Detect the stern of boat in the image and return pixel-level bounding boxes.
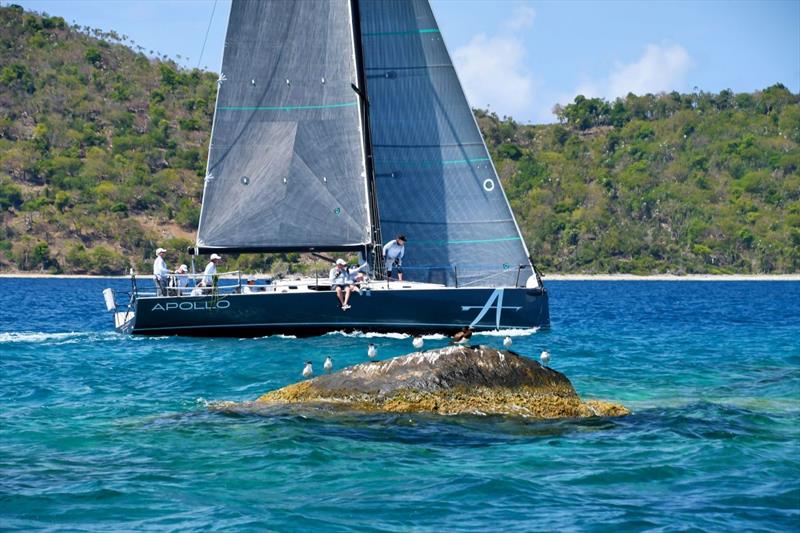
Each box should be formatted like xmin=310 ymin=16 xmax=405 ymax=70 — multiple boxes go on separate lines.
xmin=103 ymin=278 xmax=137 ymax=333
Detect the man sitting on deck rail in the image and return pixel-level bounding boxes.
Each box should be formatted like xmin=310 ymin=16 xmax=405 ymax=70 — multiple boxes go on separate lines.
xmin=153 ymin=247 xmax=170 ymax=296
xmin=330 ymin=258 xmax=353 ymax=311
xmin=347 ymin=260 xmax=369 ymax=293
xmin=242 ymin=275 xmax=263 ymax=294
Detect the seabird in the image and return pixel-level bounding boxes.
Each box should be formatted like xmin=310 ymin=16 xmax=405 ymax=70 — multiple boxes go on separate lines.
xmin=452 ymin=326 xmax=473 ymax=345
xmin=302 ymin=361 xmax=313 ymax=378
xmin=367 ymin=343 xmax=377 ymax=359
xmin=540 ymin=350 xmax=551 ymax=367
xmin=503 ymin=336 xmax=512 ymax=348
xmin=412 ymin=336 xmax=424 ymax=350
xmin=323 ymin=356 xmax=333 ymax=373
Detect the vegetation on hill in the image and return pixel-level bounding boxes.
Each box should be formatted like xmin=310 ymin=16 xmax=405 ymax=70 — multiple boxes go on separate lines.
xmin=480 ymin=86 xmax=799 ymax=274
xmin=1 ymin=6 xmax=798 ymax=275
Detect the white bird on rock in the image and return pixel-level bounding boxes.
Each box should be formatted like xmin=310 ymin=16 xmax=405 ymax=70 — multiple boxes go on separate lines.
xmin=412 ymin=336 xmax=424 ymax=350
xmin=540 ymin=350 xmax=551 ymax=367
xmin=323 ymin=356 xmax=333 ymax=373
xmin=302 ymin=361 xmax=313 ymax=378
xmin=503 ymin=336 xmax=512 ymax=348
xmin=367 ymin=343 xmax=377 ymax=359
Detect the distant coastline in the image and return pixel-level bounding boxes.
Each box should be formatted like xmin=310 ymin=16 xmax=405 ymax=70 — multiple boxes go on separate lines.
xmin=1 ymin=273 xmax=798 ymax=281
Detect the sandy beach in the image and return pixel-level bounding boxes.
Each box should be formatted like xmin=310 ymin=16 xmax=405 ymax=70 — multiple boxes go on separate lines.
xmin=1 ymin=272 xmax=798 ymax=281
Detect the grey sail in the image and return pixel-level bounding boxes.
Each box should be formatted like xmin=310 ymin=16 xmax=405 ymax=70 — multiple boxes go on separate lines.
xmin=196 ymin=0 xmax=371 ymax=253
xmin=358 ymin=0 xmax=533 ymax=287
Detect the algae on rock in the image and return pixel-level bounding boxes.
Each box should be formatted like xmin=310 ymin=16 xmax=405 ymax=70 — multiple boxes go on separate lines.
xmin=249 ymin=345 xmax=629 ymax=419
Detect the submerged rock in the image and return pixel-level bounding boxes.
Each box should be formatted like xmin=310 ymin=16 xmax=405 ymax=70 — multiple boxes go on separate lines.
xmin=247 ymin=345 xmax=629 ymax=419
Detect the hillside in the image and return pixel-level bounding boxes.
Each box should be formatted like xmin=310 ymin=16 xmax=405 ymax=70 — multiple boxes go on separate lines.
xmin=480 ymin=87 xmax=800 ymax=274
xmin=1 ymin=6 xmax=798 ymax=275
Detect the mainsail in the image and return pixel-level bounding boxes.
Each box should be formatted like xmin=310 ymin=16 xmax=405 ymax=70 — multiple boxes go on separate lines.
xmin=196 ymin=0 xmax=371 ymax=252
xmin=358 ymin=0 xmax=533 ymax=287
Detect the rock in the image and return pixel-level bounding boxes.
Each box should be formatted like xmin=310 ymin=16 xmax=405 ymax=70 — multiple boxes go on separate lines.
xmin=242 ymin=345 xmax=629 ymax=419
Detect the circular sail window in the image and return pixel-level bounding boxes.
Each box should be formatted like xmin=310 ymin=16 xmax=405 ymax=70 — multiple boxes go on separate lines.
xmin=240 ymin=176 xmax=249 ymax=186
xmin=483 ymin=179 xmax=495 ymax=191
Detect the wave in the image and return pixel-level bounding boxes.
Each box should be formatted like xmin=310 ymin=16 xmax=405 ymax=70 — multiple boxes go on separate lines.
xmin=0 ymin=331 xmax=124 ymax=344
xmin=0 ymin=331 xmax=87 ymax=344
xmin=325 ymin=329 xmax=538 ymax=339
xmin=325 ymin=331 xmax=410 ymax=339
xmin=473 ymin=327 xmax=540 ymax=337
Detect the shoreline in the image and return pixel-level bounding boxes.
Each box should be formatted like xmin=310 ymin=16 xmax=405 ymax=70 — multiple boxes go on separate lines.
xmin=1 ymin=273 xmax=798 ymax=281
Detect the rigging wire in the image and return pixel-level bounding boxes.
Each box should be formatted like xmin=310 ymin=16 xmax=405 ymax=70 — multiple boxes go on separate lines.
xmin=197 ymin=0 xmax=219 ymax=70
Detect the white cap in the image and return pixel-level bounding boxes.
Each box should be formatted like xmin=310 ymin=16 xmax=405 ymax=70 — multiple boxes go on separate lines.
xmin=156 ymin=248 xmax=167 ymax=254
xmin=177 ymin=264 xmax=189 ymax=273
xmin=247 ymin=275 xmax=256 ymax=282
xmin=210 ymin=253 xmax=222 ymax=260
xmin=335 ymin=258 xmax=346 ymax=265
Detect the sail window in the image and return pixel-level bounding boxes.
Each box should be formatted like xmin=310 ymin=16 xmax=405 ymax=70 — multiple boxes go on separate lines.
xmin=483 ymin=179 xmax=495 ymax=192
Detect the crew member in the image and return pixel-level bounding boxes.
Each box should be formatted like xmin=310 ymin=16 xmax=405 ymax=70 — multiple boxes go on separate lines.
xmin=382 ymin=234 xmax=406 ymax=281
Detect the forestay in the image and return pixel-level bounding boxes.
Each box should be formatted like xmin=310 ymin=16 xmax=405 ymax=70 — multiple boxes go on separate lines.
xmin=358 ymin=0 xmax=533 ymax=287
xmin=197 ymin=0 xmax=371 ymax=253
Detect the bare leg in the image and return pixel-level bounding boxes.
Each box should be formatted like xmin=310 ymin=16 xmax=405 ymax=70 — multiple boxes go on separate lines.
xmin=398 ymin=272 xmax=404 ymax=281
xmin=343 ymin=286 xmax=352 ymax=306
xmin=335 ymin=286 xmax=345 ymax=306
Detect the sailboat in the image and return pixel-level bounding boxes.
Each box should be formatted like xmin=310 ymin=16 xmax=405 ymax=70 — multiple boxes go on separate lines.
xmin=105 ymin=0 xmax=550 ymax=336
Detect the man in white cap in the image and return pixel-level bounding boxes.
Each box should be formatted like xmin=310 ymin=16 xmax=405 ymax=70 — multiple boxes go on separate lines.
xmin=329 ymin=258 xmax=353 ymax=310
xmin=242 ymin=274 xmax=261 ymax=294
xmin=199 ymin=253 xmax=222 ymax=290
xmin=174 ymin=264 xmax=190 ymax=295
xmin=153 ymin=247 xmax=170 ymax=296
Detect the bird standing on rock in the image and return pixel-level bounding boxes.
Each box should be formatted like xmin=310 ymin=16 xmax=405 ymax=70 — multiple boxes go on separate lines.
xmin=503 ymin=336 xmax=512 ymax=348
xmin=367 ymin=343 xmax=377 ymax=359
xmin=452 ymin=326 xmax=473 ymax=345
xmin=302 ymin=361 xmax=313 ymax=378
xmin=412 ymin=336 xmax=424 ymax=350
xmin=540 ymin=350 xmax=551 ymax=367
xmin=323 ymin=356 xmax=333 ymax=373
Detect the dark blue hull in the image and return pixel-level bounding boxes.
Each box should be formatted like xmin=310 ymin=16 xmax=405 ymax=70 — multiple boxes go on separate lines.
xmin=123 ymin=286 xmax=549 ymax=337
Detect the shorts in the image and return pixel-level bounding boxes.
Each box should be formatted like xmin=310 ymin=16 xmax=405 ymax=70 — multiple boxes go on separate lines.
xmin=386 ymin=266 xmax=403 ymax=276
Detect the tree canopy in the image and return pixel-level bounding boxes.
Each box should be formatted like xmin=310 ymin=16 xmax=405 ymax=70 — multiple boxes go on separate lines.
xmin=1 ymin=5 xmax=798 ymax=275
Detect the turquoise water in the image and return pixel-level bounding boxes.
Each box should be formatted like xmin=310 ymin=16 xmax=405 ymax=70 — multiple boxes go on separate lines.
xmin=1 ymin=279 xmax=798 ymax=531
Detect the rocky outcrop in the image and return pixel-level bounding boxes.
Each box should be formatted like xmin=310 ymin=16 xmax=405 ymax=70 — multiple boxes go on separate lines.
xmin=239 ymin=345 xmax=628 ymax=419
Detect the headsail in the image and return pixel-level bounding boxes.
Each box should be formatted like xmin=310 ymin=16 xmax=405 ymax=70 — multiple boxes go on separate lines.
xmin=196 ymin=0 xmax=371 ymax=253
xmin=358 ymin=0 xmax=533 ymax=287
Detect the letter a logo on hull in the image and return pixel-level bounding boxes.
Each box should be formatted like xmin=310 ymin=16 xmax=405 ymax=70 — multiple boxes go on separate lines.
xmin=461 ymin=288 xmax=522 ymax=328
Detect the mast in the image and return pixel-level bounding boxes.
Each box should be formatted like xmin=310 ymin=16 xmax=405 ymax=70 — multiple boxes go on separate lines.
xmin=349 ymin=0 xmax=384 ymax=278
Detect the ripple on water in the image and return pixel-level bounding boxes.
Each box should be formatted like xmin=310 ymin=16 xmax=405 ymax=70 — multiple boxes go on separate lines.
xmin=1 ymin=278 xmax=799 ymax=530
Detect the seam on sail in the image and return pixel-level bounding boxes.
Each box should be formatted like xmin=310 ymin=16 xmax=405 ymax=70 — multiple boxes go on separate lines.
xmin=374 ymin=157 xmax=491 ymax=167
xmin=365 ymin=65 xmax=452 ymax=71
xmin=218 ymin=102 xmax=358 ymax=111
xmin=362 ymin=28 xmax=439 ymax=37
xmin=412 ymin=236 xmax=523 ymax=246
xmin=373 ymin=142 xmax=484 ymax=148
xmin=381 ymin=219 xmax=514 ymax=225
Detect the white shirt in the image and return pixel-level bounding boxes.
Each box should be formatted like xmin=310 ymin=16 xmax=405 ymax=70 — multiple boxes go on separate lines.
xmin=383 ymin=240 xmax=404 ymax=267
xmin=329 ymin=266 xmax=349 ymax=285
xmin=153 ymin=256 xmax=169 ymax=279
xmin=348 ymin=262 xmax=368 ymax=283
xmin=202 ymin=261 xmax=217 ymax=286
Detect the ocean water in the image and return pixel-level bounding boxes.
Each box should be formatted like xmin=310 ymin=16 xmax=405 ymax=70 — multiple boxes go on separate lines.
xmin=0 ymin=278 xmax=798 ymax=531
